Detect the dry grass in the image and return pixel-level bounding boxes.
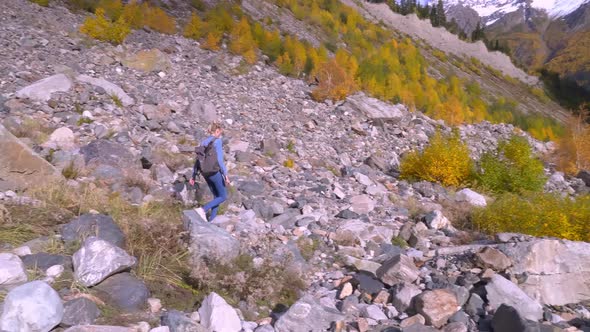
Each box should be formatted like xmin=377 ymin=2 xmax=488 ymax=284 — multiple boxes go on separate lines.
xmin=152 ymin=148 xmax=193 ymax=172
xmin=8 ymin=117 xmax=53 ymax=145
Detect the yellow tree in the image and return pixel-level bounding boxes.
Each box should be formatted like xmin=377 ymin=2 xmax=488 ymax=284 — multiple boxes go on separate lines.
xmin=312 ymin=57 xmax=357 ymax=101
xmin=229 ymin=17 xmax=257 ymax=64
xmin=183 ymin=13 xmax=204 ymax=40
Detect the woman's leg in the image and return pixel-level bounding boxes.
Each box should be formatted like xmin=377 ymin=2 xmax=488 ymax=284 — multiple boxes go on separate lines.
xmin=203 ymin=172 xmax=227 ymax=220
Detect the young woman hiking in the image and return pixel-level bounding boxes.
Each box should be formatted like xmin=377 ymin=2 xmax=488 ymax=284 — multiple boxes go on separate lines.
xmin=190 ymin=122 xmax=230 ymax=221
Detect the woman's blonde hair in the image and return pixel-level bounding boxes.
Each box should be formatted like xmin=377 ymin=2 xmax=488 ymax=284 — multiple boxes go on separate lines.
xmin=208 ymin=121 xmax=223 ymax=134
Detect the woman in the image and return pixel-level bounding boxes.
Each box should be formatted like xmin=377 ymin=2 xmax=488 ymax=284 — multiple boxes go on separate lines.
xmin=190 ymin=122 xmax=230 ymax=221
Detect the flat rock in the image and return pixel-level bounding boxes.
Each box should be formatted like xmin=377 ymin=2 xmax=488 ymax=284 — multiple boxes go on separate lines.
xmin=0 ymin=124 xmax=62 ymax=191
xmin=44 ymin=127 xmax=76 ymax=150
xmin=0 ymin=281 xmax=63 ymax=332
xmin=415 ymin=289 xmax=459 ymax=328
xmin=274 ymin=295 xmax=345 ymax=332
xmin=73 ymin=237 xmax=137 ymax=287
xmin=60 ymin=214 xmax=125 ymax=249
xmin=376 ymin=254 xmax=419 ymax=286
xmin=0 ymin=253 xmax=27 ymax=285
xmin=491 ymin=304 xmax=541 ymax=332
xmin=485 ymin=274 xmax=543 ymax=321
xmin=77 ymin=75 xmax=134 ymax=106
xmin=22 ymin=253 xmax=70 ymax=271
xmin=345 ymin=93 xmax=405 ymax=122
xmin=349 ymin=194 xmax=375 ymax=214
xmin=80 ymin=139 xmax=139 ymax=172
xmin=16 ymin=73 xmax=72 ymax=102
xmin=198 ymin=292 xmax=241 ymax=332
xmin=94 ymin=273 xmax=150 ymax=312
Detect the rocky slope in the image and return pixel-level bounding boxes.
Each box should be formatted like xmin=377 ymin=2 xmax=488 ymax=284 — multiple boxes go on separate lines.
xmin=1 ymin=1 xmax=590 ymax=332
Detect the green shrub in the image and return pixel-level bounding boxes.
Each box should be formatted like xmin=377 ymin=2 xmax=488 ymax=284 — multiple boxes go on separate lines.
xmin=400 ymin=130 xmax=473 ymax=187
xmin=476 ymin=136 xmax=546 ymax=193
xmin=473 ymin=192 xmax=590 ymax=241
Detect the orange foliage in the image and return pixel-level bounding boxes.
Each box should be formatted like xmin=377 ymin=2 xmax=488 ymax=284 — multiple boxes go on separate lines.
xmin=312 ymin=58 xmax=357 ymax=101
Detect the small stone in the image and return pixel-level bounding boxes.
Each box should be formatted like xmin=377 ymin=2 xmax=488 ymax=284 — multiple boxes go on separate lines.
xmin=148 ymin=298 xmax=162 ymax=313
xmin=376 ymin=254 xmax=419 ymax=286
xmin=339 ymin=282 xmax=353 ymax=299
xmin=362 ymin=305 xmax=388 ymax=321
xmin=373 ymin=290 xmax=390 ymax=304
xmin=46 ymin=265 xmax=64 ymax=278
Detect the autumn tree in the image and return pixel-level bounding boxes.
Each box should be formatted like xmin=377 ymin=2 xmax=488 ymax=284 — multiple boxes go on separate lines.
xmin=229 ymin=17 xmax=257 ymax=64
xmin=312 ymin=57 xmax=357 ymax=101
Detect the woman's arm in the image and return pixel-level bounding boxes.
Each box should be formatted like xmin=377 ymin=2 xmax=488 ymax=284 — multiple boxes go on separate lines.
xmin=215 ymin=138 xmax=228 ymax=176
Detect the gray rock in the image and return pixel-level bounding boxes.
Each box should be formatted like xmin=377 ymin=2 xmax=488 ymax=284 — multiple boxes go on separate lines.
xmin=94 ymin=273 xmax=150 ymax=312
xmin=362 ymin=305 xmax=388 ymax=321
xmin=0 ymin=281 xmax=63 ymax=332
xmin=254 ymin=325 xmax=274 ymax=332
xmin=577 ymin=170 xmax=590 ymax=187
xmin=402 ymin=323 xmax=438 ymax=332
xmin=184 ymin=211 xmax=240 ymax=265
xmin=189 ymin=100 xmax=217 ymax=124
xmin=22 ymin=253 xmax=71 ymax=271
xmin=73 ymin=237 xmax=137 ymax=287
xmin=455 ymin=189 xmax=486 ymax=207
xmin=153 ymin=163 xmax=175 ymax=184
xmin=198 ymin=292 xmax=241 ymax=332
xmin=335 ymin=209 xmax=360 ymax=219
xmin=0 ymin=253 xmax=27 ymax=285
xmin=498 ymin=239 xmax=590 ymax=305
xmin=465 ymin=293 xmax=484 ymax=317
xmin=161 ymin=310 xmax=206 ymax=332
xmin=376 ymin=254 xmax=419 ymax=286
xmin=77 ymin=75 xmax=134 ymax=106
xmin=442 ymin=322 xmax=468 ymax=332
xmin=16 ymin=74 xmax=72 ymax=102
xmin=391 ymin=283 xmax=422 ymax=312
xmin=475 ymin=247 xmax=511 ymax=271
xmin=353 ymin=271 xmax=384 ymax=295
xmin=491 ymin=304 xmax=540 ymax=332
xmin=349 ymin=194 xmax=375 ymax=214
xmin=80 ymin=139 xmax=139 ymax=173
xmin=236 ymin=181 xmax=265 ymax=196
xmin=345 ymin=93 xmax=404 ymax=122
xmin=260 ymin=138 xmax=280 ymax=157
xmin=424 ymin=210 xmax=449 ymax=230
xmin=485 ymin=274 xmax=543 ymax=321
xmin=274 ymin=295 xmax=345 ymax=332
xmin=414 ymin=289 xmax=459 ymax=328
xmin=60 ymin=214 xmax=125 ymax=249
xmin=61 ymin=298 xmax=101 ymax=327
xmin=449 ymin=310 xmax=470 ymax=324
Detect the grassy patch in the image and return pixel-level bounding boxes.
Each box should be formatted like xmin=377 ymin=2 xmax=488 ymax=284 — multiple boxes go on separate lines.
xmin=110 ymin=94 xmax=123 ymax=108
xmin=61 ymin=161 xmax=80 ymax=180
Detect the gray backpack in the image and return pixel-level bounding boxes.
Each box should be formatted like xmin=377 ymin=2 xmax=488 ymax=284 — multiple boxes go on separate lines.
xmin=195 ymin=139 xmax=220 ymax=177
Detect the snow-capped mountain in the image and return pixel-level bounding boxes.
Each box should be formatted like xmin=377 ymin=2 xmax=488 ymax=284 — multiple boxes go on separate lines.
xmin=434 ymin=0 xmax=589 ymax=23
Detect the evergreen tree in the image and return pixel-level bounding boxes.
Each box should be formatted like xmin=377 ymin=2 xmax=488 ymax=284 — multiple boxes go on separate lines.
xmin=430 ymin=6 xmax=438 ymax=26
xmin=400 ymin=0 xmax=408 ymax=14
xmin=436 ymin=0 xmax=446 ymax=27
xmin=471 ymin=21 xmax=485 ymax=41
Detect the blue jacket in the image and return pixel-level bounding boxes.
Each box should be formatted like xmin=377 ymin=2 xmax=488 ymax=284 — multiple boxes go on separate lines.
xmin=192 ymin=136 xmax=227 ymax=179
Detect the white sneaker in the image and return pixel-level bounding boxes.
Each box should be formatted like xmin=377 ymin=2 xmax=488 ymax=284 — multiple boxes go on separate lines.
xmin=195 ymin=207 xmax=207 ymax=222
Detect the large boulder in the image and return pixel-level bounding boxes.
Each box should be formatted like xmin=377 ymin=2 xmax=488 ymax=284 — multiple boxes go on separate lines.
xmin=94 ymin=273 xmax=150 ymax=312
xmin=376 ymin=254 xmax=419 ymax=286
xmin=121 ymin=49 xmax=171 ymax=72
xmin=183 ymin=210 xmax=240 ymax=266
xmin=485 ymin=274 xmax=543 ymax=321
xmin=0 ymin=281 xmax=63 ymax=332
xmin=349 ymin=195 xmax=375 ymax=214
xmin=43 ymin=127 xmax=75 ymax=150
xmin=345 ymin=93 xmax=405 ymax=122
xmin=198 ymin=292 xmax=241 ymax=332
xmin=0 ymin=123 xmax=62 ymax=191
xmin=414 ymin=289 xmax=459 ymax=328
xmin=491 ymin=304 xmax=540 ymax=332
xmin=498 ymin=239 xmax=590 ymax=305
xmin=80 ymin=139 xmax=140 ymax=179
xmin=455 ymin=189 xmax=486 ymax=207
xmin=76 ymin=75 xmax=134 ymax=106
xmin=391 ymin=282 xmax=422 ymax=312
xmin=274 ymin=295 xmax=345 ymax=332
xmin=0 ymin=253 xmax=27 ymax=285
xmin=15 ymin=73 xmax=73 ymax=102
xmin=475 ymin=247 xmax=511 ymax=271
xmin=334 ymin=220 xmax=394 ymax=246
xmin=60 ymin=214 xmax=125 ymax=249
xmin=73 ymin=237 xmax=137 ymax=287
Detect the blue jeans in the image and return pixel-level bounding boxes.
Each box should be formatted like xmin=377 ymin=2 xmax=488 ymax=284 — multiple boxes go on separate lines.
xmin=203 ymin=172 xmax=227 ymax=221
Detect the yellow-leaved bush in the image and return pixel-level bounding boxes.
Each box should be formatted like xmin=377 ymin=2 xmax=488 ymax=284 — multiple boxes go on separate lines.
xmin=400 ymin=130 xmax=473 ymax=187
xmin=80 ymin=8 xmax=130 ymax=45
xmin=473 ymin=192 xmax=590 ymax=242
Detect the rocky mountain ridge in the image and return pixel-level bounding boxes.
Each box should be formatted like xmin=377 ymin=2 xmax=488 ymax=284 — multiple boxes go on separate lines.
xmin=1 ymin=0 xmax=590 ymax=332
